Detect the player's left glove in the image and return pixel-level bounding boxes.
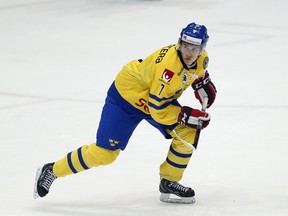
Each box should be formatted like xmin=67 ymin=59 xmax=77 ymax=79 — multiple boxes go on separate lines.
xmin=192 ymin=71 xmax=217 ymax=108
xmin=177 ymin=106 xmax=211 ymax=129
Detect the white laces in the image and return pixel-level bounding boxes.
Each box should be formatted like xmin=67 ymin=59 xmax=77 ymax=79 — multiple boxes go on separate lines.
xmin=168 ymin=181 xmax=189 ymax=193
xmin=41 ymin=170 xmax=56 ymax=191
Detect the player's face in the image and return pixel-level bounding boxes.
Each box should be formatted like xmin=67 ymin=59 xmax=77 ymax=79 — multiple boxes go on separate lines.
xmin=180 ymin=42 xmax=201 ymax=66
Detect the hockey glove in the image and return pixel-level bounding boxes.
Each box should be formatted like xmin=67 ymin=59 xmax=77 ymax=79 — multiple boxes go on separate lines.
xmin=177 ymin=106 xmax=210 ymax=129
xmin=192 ymin=71 xmax=217 ymax=108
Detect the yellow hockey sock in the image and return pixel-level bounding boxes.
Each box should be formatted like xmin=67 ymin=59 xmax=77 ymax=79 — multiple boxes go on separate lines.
xmin=53 ymin=143 xmax=120 ymax=177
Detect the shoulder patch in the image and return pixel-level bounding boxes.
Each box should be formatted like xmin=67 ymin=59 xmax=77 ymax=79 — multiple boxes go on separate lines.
xmin=203 ymin=56 xmax=209 ymax=69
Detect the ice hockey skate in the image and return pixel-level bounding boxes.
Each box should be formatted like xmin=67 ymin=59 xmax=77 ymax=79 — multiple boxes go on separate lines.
xmin=159 ymin=178 xmax=195 ymax=204
xmin=33 ymin=163 xmax=57 ymax=199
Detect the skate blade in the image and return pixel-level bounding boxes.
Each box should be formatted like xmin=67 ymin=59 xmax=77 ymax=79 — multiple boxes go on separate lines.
xmin=160 ymin=193 xmax=196 ymax=204
xmin=33 ymin=167 xmax=43 ymax=199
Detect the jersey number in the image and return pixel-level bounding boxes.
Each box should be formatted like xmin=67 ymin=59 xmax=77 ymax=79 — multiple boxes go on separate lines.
xmin=159 ymin=84 xmax=165 ymax=95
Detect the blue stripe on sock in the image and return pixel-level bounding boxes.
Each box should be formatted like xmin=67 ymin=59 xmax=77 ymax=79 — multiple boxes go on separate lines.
xmin=77 ymin=147 xmax=89 ymax=170
xmin=67 ymin=152 xmax=77 ymax=174
xmin=170 ymin=146 xmax=192 ymax=158
xmin=166 ymin=157 xmax=187 ymax=169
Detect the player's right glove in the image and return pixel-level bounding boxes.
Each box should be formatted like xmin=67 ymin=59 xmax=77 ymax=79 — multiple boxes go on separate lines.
xmin=177 ymin=106 xmax=210 ymax=129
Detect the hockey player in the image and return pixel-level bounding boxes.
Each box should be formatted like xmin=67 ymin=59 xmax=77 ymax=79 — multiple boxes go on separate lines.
xmin=34 ymin=22 xmax=217 ymax=204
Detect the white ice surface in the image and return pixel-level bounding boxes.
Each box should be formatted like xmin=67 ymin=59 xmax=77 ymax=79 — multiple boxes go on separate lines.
xmin=0 ymin=0 xmax=288 ymax=215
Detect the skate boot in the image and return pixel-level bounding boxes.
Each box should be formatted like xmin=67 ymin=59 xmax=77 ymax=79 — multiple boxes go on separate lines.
xmin=159 ymin=178 xmax=195 ymax=204
xmin=33 ymin=163 xmax=57 ymax=199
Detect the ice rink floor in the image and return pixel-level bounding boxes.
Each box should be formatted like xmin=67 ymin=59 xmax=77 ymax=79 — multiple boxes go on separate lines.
xmin=0 ymin=0 xmax=287 ymax=215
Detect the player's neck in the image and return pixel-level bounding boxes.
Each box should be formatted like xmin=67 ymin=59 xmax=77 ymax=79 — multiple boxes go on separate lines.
xmin=188 ymin=61 xmax=197 ymax=69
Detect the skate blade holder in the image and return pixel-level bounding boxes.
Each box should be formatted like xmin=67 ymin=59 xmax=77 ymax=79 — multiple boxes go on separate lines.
xmin=33 ymin=167 xmax=43 ymax=199
xmin=160 ymin=193 xmax=196 ymax=204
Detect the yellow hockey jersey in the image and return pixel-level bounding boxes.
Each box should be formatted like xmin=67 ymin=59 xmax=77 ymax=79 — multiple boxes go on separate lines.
xmin=115 ymin=44 xmax=209 ymax=126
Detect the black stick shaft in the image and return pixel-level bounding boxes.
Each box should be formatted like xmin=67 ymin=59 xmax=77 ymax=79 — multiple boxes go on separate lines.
xmin=192 ymin=97 xmax=208 ymax=150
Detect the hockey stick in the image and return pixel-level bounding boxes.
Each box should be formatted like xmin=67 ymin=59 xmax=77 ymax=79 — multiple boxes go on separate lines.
xmin=192 ymin=96 xmax=209 ymax=150
xmin=172 ymin=96 xmax=208 ymax=151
